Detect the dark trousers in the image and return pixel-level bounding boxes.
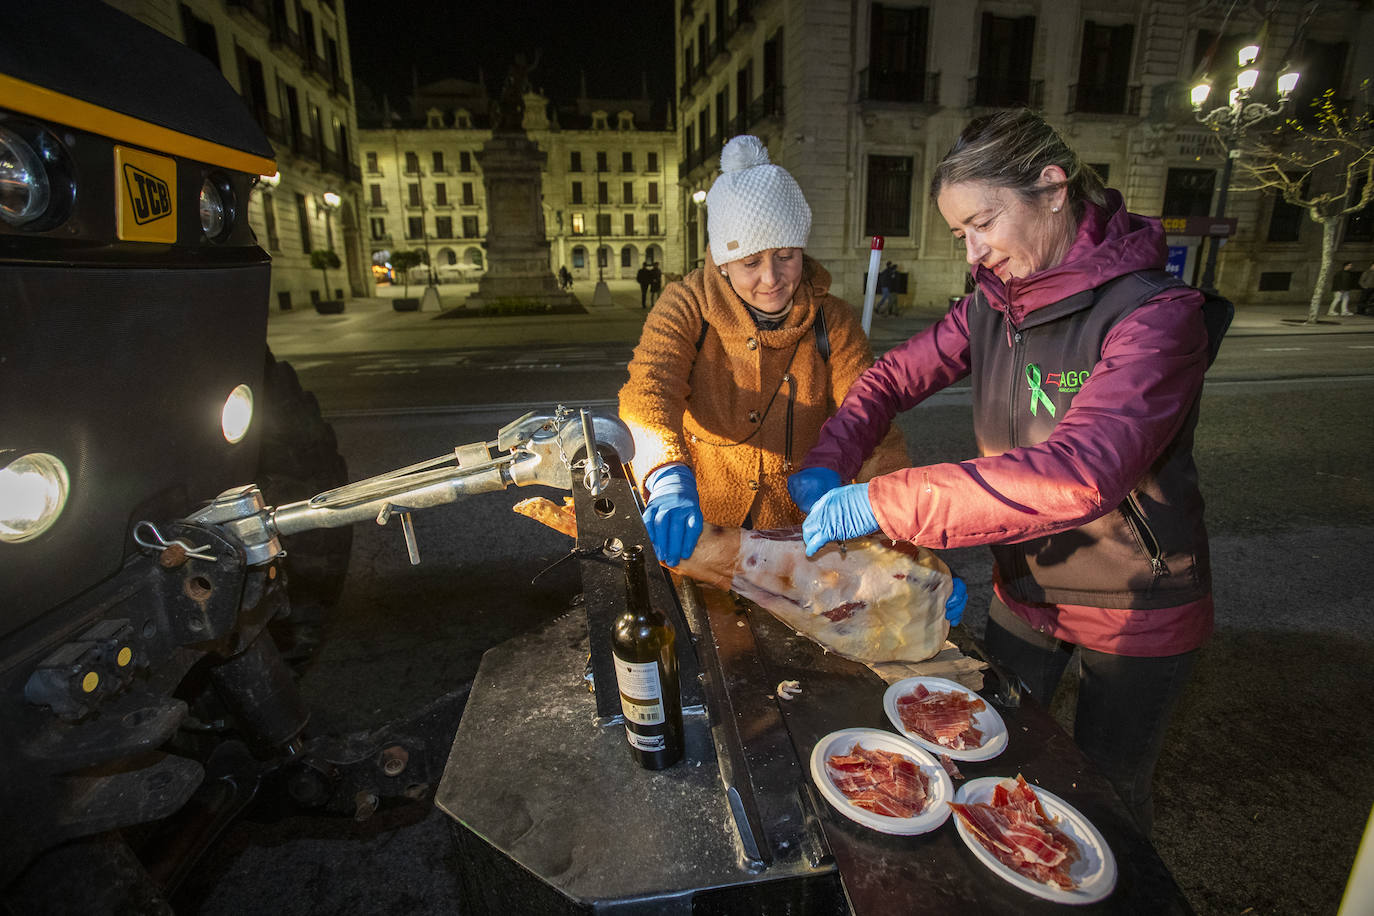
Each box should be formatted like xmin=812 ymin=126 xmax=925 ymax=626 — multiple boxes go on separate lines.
xmin=640 ymin=283 xmax=650 ymax=308
xmin=983 ymin=596 xmax=1196 ymax=835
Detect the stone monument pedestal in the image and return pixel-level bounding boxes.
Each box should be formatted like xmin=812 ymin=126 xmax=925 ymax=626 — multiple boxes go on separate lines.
xmin=464 ymin=131 xmax=575 ymax=310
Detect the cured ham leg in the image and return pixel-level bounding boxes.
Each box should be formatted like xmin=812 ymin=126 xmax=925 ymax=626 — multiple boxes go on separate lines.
xmin=513 ymin=497 xmax=953 ymax=664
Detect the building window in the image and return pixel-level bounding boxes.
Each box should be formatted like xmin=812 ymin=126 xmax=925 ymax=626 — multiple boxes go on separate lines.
xmin=366 ymin=151 xmax=379 ymax=173
xmin=867 ymin=4 xmax=931 ymax=103
xmin=648 ymin=182 xmax=659 ymax=204
xmin=736 ymin=63 xmax=753 ymax=127
xmin=454 ymin=110 xmax=472 ymax=128
xmin=435 ymin=216 xmax=453 ymax=238
xmin=596 ymin=151 xmax=608 ymax=172
xmin=591 ymin=111 xmax=609 ymax=130
xmin=621 ymin=246 xmax=634 ymax=268
xmin=648 ymin=213 xmax=661 ymax=235
xmin=975 ymin=14 xmax=1036 ymax=107
xmin=435 ymin=182 xmax=448 ymax=206
xmin=405 ymin=151 xmax=420 ymax=174
xmin=598 ymin=181 xmax=609 ymax=205
xmin=407 ymin=216 xmax=423 ymax=239
xmin=462 ymin=215 xmax=479 ymax=237
xmin=1073 ymin=22 xmax=1134 ymax=114
xmin=460 ymin=151 xmax=473 ymax=172
xmin=571 ymin=181 xmax=583 ymax=204
xmin=462 ymin=182 xmax=475 ymax=205
xmin=1291 ymin=39 xmax=1348 ymax=125
xmin=295 ymin=193 xmax=312 ymax=253
xmin=624 ymin=213 xmax=635 ymax=235
xmin=1267 ymin=183 xmax=1305 ymax=243
xmin=1257 ymin=271 xmax=1292 ymax=291
xmin=623 ymin=181 xmax=634 ymax=204
xmin=407 ymin=183 xmax=421 ymax=207
xmin=1162 ymin=168 xmax=1215 ymax=218
xmin=647 ymin=151 xmax=659 ymax=172
xmin=370 ymin=217 xmax=386 ymax=239
xmin=715 ymin=88 xmax=729 ymax=135
xmin=597 ymin=213 xmax=612 ymax=237
xmin=369 ymin=184 xmax=383 ymax=207
xmin=571 ymin=212 xmax=585 ymax=234
xmin=433 ymin=150 xmax=446 ymax=173
xmin=598 ymin=245 xmax=610 ymax=268
xmin=622 ymin=151 xmax=634 ymax=172
xmin=864 ymin=155 xmax=913 ymax=237
xmin=181 ymin=5 xmax=219 ymax=67
xmin=570 ymin=150 xmax=582 ymax=172
xmin=572 ymin=246 xmax=586 ymax=268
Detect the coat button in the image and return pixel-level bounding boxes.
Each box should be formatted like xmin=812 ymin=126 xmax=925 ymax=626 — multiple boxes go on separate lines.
xmin=747 ymin=410 xmax=760 ymax=423
xmin=748 ymin=479 xmax=759 ymax=490
xmin=746 ymin=338 xmax=758 ymax=350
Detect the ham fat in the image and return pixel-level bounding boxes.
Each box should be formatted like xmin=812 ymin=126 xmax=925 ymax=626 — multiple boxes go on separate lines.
xmin=512 ymin=497 xmax=953 ymax=664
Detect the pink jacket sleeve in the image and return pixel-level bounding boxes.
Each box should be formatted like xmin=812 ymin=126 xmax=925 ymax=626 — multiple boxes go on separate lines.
xmin=798 ymin=297 xmax=974 ymax=479
xmin=867 ymin=288 xmax=1209 ymax=548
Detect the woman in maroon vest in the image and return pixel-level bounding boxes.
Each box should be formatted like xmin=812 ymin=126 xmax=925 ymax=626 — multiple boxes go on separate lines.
xmin=788 ymin=109 xmax=1218 ymax=835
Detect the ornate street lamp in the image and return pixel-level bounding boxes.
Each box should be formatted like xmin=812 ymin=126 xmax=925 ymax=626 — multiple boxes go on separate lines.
xmin=1190 ymin=44 xmax=1300 ymax=292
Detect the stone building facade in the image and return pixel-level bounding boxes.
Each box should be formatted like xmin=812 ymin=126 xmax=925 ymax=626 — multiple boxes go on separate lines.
xmin=358 ymin=82 xmax=684 ymax=287
xmin=110 ymin=0 xmax=368 ymax=310
xmin=676 ymin=0 xmax=1374 ymax=309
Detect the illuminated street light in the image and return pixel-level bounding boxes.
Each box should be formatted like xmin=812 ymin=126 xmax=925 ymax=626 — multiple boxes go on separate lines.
xmin=320 ymin=189 xmax=341 ymax=249
xmin=1189 ymin=41 xmax=1300 ymax=292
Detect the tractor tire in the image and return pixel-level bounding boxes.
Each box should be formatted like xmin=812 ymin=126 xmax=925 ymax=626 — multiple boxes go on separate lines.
xmin=255 ymin=349 xmax=352 ymax=614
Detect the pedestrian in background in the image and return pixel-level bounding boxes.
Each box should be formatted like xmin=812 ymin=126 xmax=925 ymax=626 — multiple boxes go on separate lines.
xmin=1357 ymin=261 xmax=1374 ymax=315
xmin=618 ymin=134 xmax=911 ymax=567
xmin=637 ymin=261 xmax=653 ymax=308
xmin=649 ymin=262 xmax=662 ymax=303
xmin=875 ymin=261 xmax=898 ymax=315
xmin=791 ymin=109 xmax=1224 ymax=835
xmin=1329 ymin=261 xmax=1358 ymax=316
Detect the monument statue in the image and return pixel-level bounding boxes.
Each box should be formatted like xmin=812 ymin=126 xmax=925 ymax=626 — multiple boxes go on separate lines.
xmin=493 ymin=52 xmax=539 ymax=133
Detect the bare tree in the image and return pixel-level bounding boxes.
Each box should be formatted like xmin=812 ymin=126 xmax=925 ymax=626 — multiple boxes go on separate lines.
xmin=1234 ymin=86 xmax=1374 ymax=323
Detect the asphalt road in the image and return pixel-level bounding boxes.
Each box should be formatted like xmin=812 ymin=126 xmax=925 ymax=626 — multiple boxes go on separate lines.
xmin=169 ymin=338 xmax=1374 ymax=916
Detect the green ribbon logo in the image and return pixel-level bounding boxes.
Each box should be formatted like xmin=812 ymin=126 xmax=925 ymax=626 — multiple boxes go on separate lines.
xmin=1026 ymin=363 xmax=1057 ymax=417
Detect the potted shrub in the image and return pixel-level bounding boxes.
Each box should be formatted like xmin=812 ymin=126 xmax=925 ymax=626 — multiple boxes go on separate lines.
xmin=391 ymin=249 xmax=427 ymax=311
xmin=310 ymin=249 xmax=344 ymax=313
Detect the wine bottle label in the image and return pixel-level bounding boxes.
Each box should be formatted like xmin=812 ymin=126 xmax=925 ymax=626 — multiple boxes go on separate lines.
xmin=613 ymin=656 xmax=665 ymax=726
xmin=626 ymin=730 xmax=667 ymax=752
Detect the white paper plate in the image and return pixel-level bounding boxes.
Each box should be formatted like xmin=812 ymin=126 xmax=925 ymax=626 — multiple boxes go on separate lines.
xmin=809 ymin=728 xmax=953 ymax=836
xmin=952 ymin=777 xmax=1118 ymax=905
xmin=882 ymin=676 xmax=1008 ymax=762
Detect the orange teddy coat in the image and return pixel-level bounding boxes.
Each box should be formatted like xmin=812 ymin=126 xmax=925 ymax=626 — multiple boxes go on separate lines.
xmin=618 ymin=250 xmax=909 ymax=529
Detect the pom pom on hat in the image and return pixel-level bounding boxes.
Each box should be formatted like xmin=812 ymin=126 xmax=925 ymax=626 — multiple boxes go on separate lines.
xmin=706 ymin=135 xmax=811 ymax=266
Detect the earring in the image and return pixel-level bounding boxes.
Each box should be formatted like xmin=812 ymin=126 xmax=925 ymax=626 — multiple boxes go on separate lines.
xmin=719 ymin=268 xmax=728 ymax=277
xmin=1051 ymin=205 xmax=1061 ymax=213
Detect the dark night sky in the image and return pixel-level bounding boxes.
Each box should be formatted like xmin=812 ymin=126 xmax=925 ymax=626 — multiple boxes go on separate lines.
xmin=344 ymin=0 xmax=676 ymax=111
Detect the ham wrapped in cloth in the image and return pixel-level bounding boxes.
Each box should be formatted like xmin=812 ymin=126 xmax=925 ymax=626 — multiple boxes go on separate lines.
xmin=513 ymin=497 xmax=955 ymax=664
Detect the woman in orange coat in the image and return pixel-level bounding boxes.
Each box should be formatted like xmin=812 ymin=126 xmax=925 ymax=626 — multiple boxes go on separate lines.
xmin=618 ymin=135 xmax=908 ymax=566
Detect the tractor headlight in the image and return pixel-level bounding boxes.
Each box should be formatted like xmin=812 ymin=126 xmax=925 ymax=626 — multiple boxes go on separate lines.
xmin=200 ymin=178 xmax=227 ymax=239
xmin=0 ymin=126 xmax=51 ymax=227
xmin=0 ymin=452 xmax=71 ymax=543
xmin=221 ymin=384 xmax=254 ymax=444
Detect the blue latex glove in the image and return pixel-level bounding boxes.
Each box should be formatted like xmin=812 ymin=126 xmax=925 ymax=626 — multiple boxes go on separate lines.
xmin=945 ymin=576 xmax=968 ymax=627
xmin=802 ymin=483 xmax=880 ymax=557
xmin=642 ymin=465 xmax=704 ymax=567
xmin=787 ymin=467 xmax=842 ymax=514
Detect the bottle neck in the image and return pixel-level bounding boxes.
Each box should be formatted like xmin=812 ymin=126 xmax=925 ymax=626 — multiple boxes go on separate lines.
xmin=622 ymin=545 xmax=655 ymax=619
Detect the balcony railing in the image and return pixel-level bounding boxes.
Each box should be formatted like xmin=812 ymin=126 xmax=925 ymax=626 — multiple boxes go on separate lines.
xmin=728 ymin=0 xmax=756 ymax=50
xmin=331 ymin=71 xmax=351 ymax=101
xmin=859 ymin=69 xmax=940 ymax=105
xmin=347 ymin=161 xmax=362 ymax=183
xmin=269 ymin=23 xmax=305 ymax=60
xmin=968 ymin=76 xmax=1044 ymax=110
xmin=1067 ymin=83 xmax=1142 ymax=116
xmin=226 ymin=0 xmax=271 ymax=29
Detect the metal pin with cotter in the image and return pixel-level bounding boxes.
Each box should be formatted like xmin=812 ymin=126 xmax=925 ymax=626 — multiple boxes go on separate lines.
xmin=578 ymin=408 xmax=609 ymax=496
xmin=376 ymin=502 xmax=422 ymax=565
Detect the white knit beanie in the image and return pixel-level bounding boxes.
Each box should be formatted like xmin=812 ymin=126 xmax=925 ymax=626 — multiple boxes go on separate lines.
xmin=706 ymin=136 xmax=811 ymax=266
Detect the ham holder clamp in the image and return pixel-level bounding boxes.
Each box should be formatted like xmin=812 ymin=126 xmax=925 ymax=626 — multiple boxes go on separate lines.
xmin=360 ymin=405 xmax=1193 ymax=915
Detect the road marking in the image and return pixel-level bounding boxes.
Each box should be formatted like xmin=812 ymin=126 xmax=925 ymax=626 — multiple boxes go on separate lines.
xmin=1349 ymin=345 xmax=1374 ymax=350
xmin=1259 ymin=347 xmax=1308 ymax=352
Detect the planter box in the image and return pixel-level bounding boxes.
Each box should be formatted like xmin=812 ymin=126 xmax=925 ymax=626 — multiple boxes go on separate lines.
xmin=393 ymin=297 xmax=421 ymax=311
xmin=315 ymin=299 xmax=345 ymax=314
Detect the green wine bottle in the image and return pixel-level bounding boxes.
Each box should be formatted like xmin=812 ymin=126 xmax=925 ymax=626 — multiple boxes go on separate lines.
xmin=611 ymin=545 xmax=684 ymax=769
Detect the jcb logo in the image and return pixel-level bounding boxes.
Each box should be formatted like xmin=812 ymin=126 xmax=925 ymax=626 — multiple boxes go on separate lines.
xmin=123 ymin=164 xmax=172 ymax=224
xmin=114 ymin=146 xmax=177 ymax=243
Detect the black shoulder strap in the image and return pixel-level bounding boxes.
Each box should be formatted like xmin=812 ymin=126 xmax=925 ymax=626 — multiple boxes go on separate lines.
xmin=694 ymin=306 xmax=831 ymax=362
xmin=1097 ymin=269 xmax=1234 ymax=367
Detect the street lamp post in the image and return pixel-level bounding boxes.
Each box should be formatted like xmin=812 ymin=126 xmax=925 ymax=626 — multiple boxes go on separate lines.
xmin=691 ymin=188 xmax=707 ymax=270
xmin=1190 ymin=44 xmax=1300 ymax=293
xmin=321 ymin=189 xmax=341 ymax=250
